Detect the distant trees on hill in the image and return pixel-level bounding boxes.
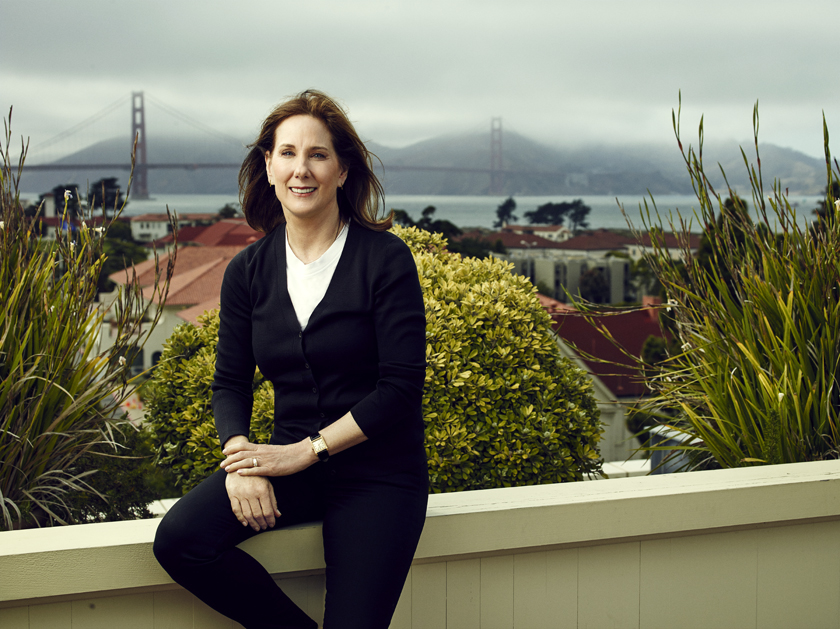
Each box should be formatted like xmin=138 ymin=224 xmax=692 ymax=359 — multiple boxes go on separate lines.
xmin=524 ymin=199 xmax=592 ymax=234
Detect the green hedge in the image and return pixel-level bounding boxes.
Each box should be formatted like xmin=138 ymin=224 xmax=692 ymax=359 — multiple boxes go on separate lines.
xmin=144 ymin=226 xmax=602 ymax=493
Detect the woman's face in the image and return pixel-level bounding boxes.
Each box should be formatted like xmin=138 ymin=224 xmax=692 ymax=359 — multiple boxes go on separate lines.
xmin=265 ymin=115 xmax=348 ymax=223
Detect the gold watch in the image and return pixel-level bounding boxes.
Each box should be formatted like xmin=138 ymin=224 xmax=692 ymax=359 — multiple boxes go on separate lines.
xmin=310 ymin=433 xmax=329 ymax=462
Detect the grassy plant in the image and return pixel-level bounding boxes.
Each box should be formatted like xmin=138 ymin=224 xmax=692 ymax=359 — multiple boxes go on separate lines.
xmin=625 ymin=96 xmax=840 ymax=469
xmin=0 ymin=110 xmax=174 ymax=528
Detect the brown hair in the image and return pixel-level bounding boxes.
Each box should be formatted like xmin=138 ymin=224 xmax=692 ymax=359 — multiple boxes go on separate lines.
xmin=238 ymin=89 xmax=391 ymax=233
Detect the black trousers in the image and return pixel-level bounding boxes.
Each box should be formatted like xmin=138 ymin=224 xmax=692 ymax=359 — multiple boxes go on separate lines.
xmin=153 ymin=462 xmax=428 ymax=629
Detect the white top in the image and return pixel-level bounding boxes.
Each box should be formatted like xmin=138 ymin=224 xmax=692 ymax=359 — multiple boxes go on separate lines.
xmin=285 ymin=222 xmax=349 ymax=330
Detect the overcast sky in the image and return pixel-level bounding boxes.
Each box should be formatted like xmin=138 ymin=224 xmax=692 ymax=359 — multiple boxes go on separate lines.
xmin=2 ymin=0 xmax=838 ymax=162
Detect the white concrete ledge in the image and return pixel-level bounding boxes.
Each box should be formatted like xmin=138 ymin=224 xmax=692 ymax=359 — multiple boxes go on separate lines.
xmin=2 ymin=460 xmax=840 ymax=607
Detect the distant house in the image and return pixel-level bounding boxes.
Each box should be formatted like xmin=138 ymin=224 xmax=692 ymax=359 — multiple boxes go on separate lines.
xmin=100 ymin=240 xmax=260 ymax=373
xmin=545 ymin=297 xmax=667 ymax=462
xmin=147 ymin=218 xmax=263 ymax=252
xmin=130 ymin=212 xmax=217 ymax=243
xmin=469 ymin=228 xmax=700 ymax=304
xmin=501 ymin=224 xmax=572 ymax=242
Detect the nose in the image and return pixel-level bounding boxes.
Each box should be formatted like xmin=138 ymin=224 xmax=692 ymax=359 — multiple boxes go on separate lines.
xmin=293 ymin=157 xmax=310 ymax=180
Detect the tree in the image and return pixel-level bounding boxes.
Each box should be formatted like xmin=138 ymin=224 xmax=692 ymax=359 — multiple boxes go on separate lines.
xmin=391 ymin=209 xmax=415 ymax=227
xmin=88 ymin=178 xmax=126 ymax=214
xmin=39 ymin=184 xmax=82 ymax=220
xmin=217 ymin=203 xmax=239 ymax=219
xmin=567 ymin=199 xmax=591 ymax=233
xmin=523 ymin=199 xmax=591 ymax=233
xmin=493 ymin=197 xmax=517 ymax=228
xmin=578 ymin=267 xmax=610 ymax=304
xmin=524 ymin=202 xmax=569 ymax=225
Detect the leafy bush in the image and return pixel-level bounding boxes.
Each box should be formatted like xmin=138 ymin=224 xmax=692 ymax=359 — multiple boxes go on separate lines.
xmin=628 ymin=99 xmax=840 ymax=468
xmin=145 ymin=225 xmax=602 ymax=492
xmin=0 ymin=114 xmax=173 ymax=529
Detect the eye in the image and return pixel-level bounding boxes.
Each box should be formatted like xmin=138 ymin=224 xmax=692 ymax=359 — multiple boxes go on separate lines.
xmin=280 ymin=149 xmax=294 ymax=157
xmin=311 ymin=152 xmax=326 ymax=159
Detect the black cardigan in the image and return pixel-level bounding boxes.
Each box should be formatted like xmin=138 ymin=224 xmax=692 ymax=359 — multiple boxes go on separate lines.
xmin=211 ymin=222 xmax=428 ymax=474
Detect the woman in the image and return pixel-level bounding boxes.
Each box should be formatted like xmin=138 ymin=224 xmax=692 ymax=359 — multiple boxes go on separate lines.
xmin=153 ymin=90 xmax=429 ymax=629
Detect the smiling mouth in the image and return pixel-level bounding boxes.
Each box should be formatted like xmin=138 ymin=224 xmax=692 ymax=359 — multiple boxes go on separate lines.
xmin=290 ymin=187 xmax=316 ymax=194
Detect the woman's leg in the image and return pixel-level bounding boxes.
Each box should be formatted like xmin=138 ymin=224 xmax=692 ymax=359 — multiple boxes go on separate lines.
xmin=320 ymin=467 xmax=429 ymax=629
xmin=153 ymin=468 xmax=324 ymax=629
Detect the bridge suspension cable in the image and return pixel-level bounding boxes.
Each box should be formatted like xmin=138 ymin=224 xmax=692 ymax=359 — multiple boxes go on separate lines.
xmin=30 ymin=93 xmax=132 ymax=154
xmin=144 ymin=93 xmax=244 ymax=147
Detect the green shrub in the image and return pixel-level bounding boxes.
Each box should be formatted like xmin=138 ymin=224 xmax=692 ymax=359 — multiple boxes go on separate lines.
xmin=145 ymin=225 xmax=602 ymax=492
xmin=62 ymin=426 xmax=167 ymax=522
xmin=0 ymin=115 xmax=173 ymax=529
xmin=628 ymin=99 xmax=840 ymax=468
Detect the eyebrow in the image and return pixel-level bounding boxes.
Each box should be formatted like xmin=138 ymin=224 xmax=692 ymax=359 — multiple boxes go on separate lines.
xmin=276 ymin=143 xmax=331 ymax=152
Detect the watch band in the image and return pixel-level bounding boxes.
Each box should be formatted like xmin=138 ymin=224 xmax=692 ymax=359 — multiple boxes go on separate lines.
xmin=310 ymin=433 xmax=329 ymax=462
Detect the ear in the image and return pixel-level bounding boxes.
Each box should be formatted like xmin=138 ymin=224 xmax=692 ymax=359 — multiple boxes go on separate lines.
xmin=264 ymin=150 xmax=272 ymax=178
xmin=339 ymin=164 xmax=348 ymax=188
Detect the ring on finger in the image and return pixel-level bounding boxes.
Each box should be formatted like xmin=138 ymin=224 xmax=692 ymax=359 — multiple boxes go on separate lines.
xmin=252 ymin=457 xmax=258 ymax=468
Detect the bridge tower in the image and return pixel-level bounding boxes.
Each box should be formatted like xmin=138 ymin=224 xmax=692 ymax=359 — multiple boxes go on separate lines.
xmin=131 ymin=92 xmax=149 ymax=199
xmin=490 ymin=117 xmax=503 ymax=195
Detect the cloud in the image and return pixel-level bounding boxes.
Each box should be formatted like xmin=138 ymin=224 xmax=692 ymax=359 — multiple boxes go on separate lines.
xmin=2 ymin=0 xmax=839 ymax=159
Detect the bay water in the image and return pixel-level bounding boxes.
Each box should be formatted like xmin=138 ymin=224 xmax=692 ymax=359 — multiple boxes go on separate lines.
xmin=24 ymin=192 xmax=826 ymax=231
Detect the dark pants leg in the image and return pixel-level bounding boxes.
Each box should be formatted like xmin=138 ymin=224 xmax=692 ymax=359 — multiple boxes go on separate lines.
xmin=153 ymin=468 xmax=324 ymax=629
xmin=153 ymin=464 xmax=428 ymax=629
xmin=321 ymin=467 xmax=428 ymax=629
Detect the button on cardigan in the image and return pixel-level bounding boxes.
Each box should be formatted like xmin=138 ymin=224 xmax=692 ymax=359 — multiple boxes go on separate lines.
xmin=211 ymin=222 xmax=428 ymax=473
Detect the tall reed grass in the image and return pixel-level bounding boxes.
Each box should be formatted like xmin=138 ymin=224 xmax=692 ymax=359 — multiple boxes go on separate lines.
xmin=626 ymin=97 xmax=840 ymax=469
xmin=0 ymin=110 xmax=174 ymax=528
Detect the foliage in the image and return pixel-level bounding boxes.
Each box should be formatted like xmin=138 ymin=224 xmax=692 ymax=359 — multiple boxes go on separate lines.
xmin=524 ymin=199 xmax=592 ymax=233
xmin=88 ymin=177 xmax=126 ymax=213
xmin=217 ymin=203 xmax=239 ymax=219
xmin=578 ymin=267 xmax=610 ymax=304
xmin=99 ymin=230 xmax=149 ymax=294
xmin=39 ymin=184 xmax=82 ymax=219
xmin=493 ymin=196 xmax=517 ymax=228
xmin=61 ymin=425 xmax=173 ymax=522
xmin=0 ymin=112 xmax=174 ymax=529
xmin=145 ymin=226 xmax=602 ymax=493
xmin=626 ymin=98 xmax=840 ymax=469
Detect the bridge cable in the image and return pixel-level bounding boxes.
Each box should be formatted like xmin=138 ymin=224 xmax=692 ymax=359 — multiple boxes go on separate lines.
xmin=144 ymin=93 xmax=245 ymax=147
xmin=30 ymin=93 xmax=132 ymax=154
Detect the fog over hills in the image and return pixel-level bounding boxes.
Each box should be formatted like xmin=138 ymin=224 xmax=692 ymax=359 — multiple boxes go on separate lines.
xmin=20 ymin=131 xmax=826 ymax=197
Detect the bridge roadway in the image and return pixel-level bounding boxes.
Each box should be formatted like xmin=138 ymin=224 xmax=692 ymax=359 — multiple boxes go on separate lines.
xmin=22 ymin=163 xmax=567 ymax=177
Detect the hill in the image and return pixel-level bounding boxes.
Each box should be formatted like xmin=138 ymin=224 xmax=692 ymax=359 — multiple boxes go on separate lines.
xmin=19 ymin=131 xmax=826 ymax=197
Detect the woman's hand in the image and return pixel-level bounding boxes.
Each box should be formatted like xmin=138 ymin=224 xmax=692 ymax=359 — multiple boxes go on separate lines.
xmin=224 ymin=472 xmax=280 ymax=531
xmin=221 ymin=440 xmax=316 ymax=478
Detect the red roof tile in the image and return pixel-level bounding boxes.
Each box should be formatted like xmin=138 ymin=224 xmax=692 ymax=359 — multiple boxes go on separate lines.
xmin=551 ymin=306 xmax=665 ymax=398
xmin=111 ymin=246 xmax=246 ymax=310
xmin=553 ymin=229 xmax=635 ymax=251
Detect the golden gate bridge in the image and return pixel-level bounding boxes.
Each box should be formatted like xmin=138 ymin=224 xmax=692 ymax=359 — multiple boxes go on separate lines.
xmin=22 ymin=92 xmax=516 ymax=199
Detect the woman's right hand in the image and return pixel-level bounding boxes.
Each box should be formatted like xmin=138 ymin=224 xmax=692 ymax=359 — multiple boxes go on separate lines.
xmin=224 ymin=472 xmax=281 ymax=531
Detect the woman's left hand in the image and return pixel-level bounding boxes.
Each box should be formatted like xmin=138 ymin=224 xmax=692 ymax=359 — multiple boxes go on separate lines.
xmin=220 ymin=440 xmax=315 ymax=477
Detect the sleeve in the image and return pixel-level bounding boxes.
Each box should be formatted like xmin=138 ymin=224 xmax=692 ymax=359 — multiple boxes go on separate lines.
xmin=349 ymin=236 xmax=426 ymax=438
xmin=211 ymin=253 xmax=257 ymax=447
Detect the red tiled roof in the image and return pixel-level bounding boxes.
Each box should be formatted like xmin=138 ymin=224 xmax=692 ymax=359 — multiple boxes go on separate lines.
xmin=553 ymin=229 xmax=635 ymax=251
xmin=503 ymin=224 xmax=566 ymax=233
xmin=635 ymin=232 xmax=702 ymax=249
xmin=110 ymin=246 xmax=245 ymax=311
xmin=551 ymin=306 xmax=665 ymax=398
xmin=537 ymin=293 xmax=576 ymax=313
xmin=148 ymin=220 xmax=264 ymax=248
xmin=479 ymin=231 xmax=564 ymax=249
